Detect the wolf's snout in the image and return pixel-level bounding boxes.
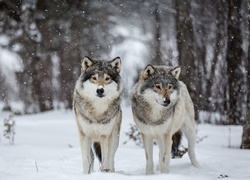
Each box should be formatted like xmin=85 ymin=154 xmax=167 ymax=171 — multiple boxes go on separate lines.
xmin=163 ymin=98 xmax=171 ymax=107
xmin=96 ymin=87 xmax=104 ymax=97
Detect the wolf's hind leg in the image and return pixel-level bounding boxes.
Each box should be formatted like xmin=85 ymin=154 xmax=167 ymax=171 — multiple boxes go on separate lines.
xmin=142 ymin=133 xmax=154 ymax=174
xmin=171 ymin=130 xmax=182 ymax=157
xmin=182 ymin=124 xmax=201 ymax=168
xmin=90 ymin=147 xmax=94 ymax=172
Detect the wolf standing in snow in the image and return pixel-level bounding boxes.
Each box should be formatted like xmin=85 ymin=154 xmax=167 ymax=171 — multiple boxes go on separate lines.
xmin=73 ymin=57 xmax=123 ymax=174
xmin=131 ymin=65 xmax=200 ymax=174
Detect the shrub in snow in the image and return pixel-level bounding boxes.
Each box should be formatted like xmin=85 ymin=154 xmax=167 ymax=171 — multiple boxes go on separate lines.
xmin=123 ymin=124 xmax=143 ymax=147
xmin=2 ymin=104 xmax=12 ymax=111
xmin=123 ymin=124 xmax=190 ymax=158
xmin=3 ymin=114 xmax=16 ymax=145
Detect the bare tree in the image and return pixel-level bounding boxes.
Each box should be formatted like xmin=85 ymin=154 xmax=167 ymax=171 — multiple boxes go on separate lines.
xmin=226 ymin=0 xmax=244 ymax=125
xmin=1 ymin=0 xmax=250 ymax=123
xmin=241 ymin=3 xmax=250 ymax=148
xmin=241 ymin=96 xmax=250 ymax=148
xmin=176 ymin=0 xmax=200 ymax=119
xmin=152 ymin=0 xmax=163 ymax=65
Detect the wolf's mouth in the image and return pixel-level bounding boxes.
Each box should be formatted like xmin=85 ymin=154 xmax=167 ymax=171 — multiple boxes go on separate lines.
xmin=156 ymin=99 xmax=171 ymax=107
xmin=97 ymin=94 xmax=105 ymax=98
xmin=156 ymin=100 xmax=164 ymax=107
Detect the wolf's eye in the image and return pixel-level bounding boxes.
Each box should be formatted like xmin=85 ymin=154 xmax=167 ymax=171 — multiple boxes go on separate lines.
xmin=168 ymin=84 xmax=173 ymax=89
xmin=92 ymin=77 xmax=97 ymax=80
xmin=105 ymin=77 xmax=111 ymax=81
xmin=155 ymin=84 xmax=161 ymax=89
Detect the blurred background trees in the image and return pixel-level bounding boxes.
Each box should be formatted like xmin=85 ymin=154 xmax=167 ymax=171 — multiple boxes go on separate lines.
xmin=0 ymin=0 xmax=249 ymax=131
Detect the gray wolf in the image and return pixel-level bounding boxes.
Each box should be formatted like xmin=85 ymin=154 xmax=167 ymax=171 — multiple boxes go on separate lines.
xmin=131 ymin=64 xmax=201 ymax=174
xmin=73 ymin=57 xmax=123 ymax=174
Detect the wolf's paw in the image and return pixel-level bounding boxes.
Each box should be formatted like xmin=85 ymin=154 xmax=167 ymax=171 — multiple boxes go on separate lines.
xmin=146 ymin=171 xmax=154 ymax=175
xmin=156 ymin=164 xmax=159 ymax=171
xmin=160 ymin=167 xmax=169 ymax=174
xmin=145 ymin=168 xmax=154 ymax=175
xmin=101 ymin=169 xmax=113 ymax=173
xmin=193 ymin=161 xmax=202 ymax=169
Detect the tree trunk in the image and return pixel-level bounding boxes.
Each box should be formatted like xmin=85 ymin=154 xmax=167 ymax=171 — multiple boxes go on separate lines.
xmin=241 ymin=6 xmax=250 ymax=148
xmin=152 ymin=0 xmax=163 ymax=65
xmin=176 ymin=0 xmax=199 ymax=119
xmin=226 ymin=0 xmax=244 ymax=125
xmin=241 ymin=117 xmax=250 ymax=149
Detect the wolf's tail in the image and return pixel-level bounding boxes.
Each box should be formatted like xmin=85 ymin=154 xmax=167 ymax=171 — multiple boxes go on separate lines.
xmin=93 ymin=142 xmax=102 ymax=162
xmin=172 ymin=130 xmax=182 ymax=157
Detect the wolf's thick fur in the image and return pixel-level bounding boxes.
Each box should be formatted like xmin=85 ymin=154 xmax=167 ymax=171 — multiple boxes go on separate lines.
xmin=131 ymin=65 xmax=200 ymax=174
xmin=73 ymin=57 xmax=123 ymax=174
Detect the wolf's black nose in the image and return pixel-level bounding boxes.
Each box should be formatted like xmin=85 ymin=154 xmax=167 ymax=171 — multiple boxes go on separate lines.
xmin=96 ymin=88 xmax=104 ymax=97
xmin=163 ymin=98 xmax=171 ymax=107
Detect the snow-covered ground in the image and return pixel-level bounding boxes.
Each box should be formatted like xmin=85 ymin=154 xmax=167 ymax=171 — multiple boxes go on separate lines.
xmin=1 ymin=105 xmax=250 ymax=180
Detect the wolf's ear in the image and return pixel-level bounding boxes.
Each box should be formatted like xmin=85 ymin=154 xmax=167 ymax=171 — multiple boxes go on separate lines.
xmin=169 ymin=66 xmax=181 ymax=80
xmin=141 ymin=64 xmax=156 ymax=80
xmin=81 ymin=57 xmax=94 ymax=71
xmin=110 ymin=57 xmax=121 ymax=73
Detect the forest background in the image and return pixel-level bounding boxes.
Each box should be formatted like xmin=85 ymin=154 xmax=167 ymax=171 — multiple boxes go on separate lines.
xmin=0 ymin=0 xmax=249 ymax=148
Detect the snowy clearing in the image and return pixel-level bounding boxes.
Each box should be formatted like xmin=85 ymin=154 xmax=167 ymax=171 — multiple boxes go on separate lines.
xmin=0 ymin=105 xmax=250 ymax=180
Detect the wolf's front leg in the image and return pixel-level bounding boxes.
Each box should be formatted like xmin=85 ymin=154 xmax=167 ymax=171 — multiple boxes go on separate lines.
xmin=81 ymin=135 xmax=93 ymax=174
xmin=100 ymin=136 xmax=112 ymax=172
xmin=108 ymin=116 xmax=121 ymax=172
xmin=142 ymin=133 xmax=154 ymax=174
xmin=157 ymin=137 xmax=164 ymax=172
xmin=159 ymin=134 xmax=172 ymax=173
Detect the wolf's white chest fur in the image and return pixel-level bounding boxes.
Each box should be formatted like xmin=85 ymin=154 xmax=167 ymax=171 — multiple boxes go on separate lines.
xmin=77 ymin=80 xmax=120 ymax=138
xmin=79 ymin=115 xmax=116 ymax=140
xmin=78 ymin=95 xmax=118 ymax=139
xmin=136 ymin=118 xmax=172 ymax=138
xmin=134 ymin=88 xmax=181 ymax=138
xmin=89 ymin=97 xmax=110 ymax=116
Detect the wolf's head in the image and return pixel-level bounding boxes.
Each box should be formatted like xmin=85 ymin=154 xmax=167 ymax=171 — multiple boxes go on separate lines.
xmin=77 ymin=57 xmax=123 ymax=99
xmin=139 ymin=65 xmax=181 ymax=107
